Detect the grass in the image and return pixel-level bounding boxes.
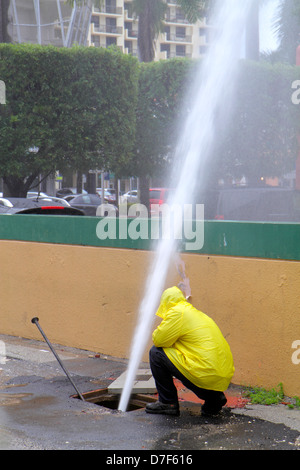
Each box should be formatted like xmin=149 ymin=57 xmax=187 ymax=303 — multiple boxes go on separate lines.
xmin=287 ymin=396 xmax=300 ymax=410
xmin=243 ymin=382 xmax=300 ymax=409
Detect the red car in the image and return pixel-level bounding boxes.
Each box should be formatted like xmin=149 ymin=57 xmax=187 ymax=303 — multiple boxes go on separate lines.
xmin=149 ymin=188 xmax=175 ymax=215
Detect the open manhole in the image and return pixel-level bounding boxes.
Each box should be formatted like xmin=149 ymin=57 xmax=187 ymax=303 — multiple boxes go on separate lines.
xmin=72 ymin=388 xmax=157 ymax=411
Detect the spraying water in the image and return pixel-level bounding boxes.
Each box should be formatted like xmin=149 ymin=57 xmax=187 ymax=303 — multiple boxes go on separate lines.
xmin=118 ymin=0 xmax=253 ymax=412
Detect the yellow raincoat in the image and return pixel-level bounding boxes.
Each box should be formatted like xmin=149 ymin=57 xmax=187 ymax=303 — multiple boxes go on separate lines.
xmin=152 ymin=286 xmax=235 ymax=392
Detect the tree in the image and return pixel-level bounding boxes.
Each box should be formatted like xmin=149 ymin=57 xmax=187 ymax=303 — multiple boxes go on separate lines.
xmin=129 ymin=0 xmax=209 ymax=205
xmin=132 ymin=0 xmax=209 ymax=62
xmin=130 ymin=58 xmax=195 ymax=183
xmin=133 ymin=58 xmax=300 ymax=189
xmin=211 ymin=61 xmax=300 ymax=185
xmin=0 ymin=44 xmax=138 ymax=196
xmin=273 ymin=0 xmax=300 ymax=64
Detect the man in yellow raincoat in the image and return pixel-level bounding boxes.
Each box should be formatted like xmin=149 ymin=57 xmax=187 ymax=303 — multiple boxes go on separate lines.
xmin=146 ymin=286 xmax=235 ymax=416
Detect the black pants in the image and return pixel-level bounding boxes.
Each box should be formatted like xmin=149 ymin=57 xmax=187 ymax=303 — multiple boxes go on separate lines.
xmin=149 ymin=346 xmax=227 ymax=413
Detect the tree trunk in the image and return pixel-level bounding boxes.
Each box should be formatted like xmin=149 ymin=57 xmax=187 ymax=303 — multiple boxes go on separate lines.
xmin=139 ymin=174 xmax=150 ymax=210
xmin=76 ymin=171 xmax=83 ymax=194
xmin=137 ymin=1 xmax=156 ymax=62
xmin=3 ymin=172 xmax=40 ymax=197
xmin=0 ymin=0 xmax=11 ymax=43
xmin=3 ymin=177 xmax=30 ymax=197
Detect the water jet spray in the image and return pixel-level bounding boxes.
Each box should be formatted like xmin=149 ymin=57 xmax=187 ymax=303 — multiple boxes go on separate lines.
xmin=175 ymin=254 xmax=191 ymax=300
xmin=118 ymin=0 xmax=253 ymax=413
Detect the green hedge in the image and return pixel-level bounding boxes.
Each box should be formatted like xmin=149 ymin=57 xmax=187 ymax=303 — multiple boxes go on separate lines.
xmin=0 ymin=45 xmax=299 ymax=193
xmin=0 ymin=44 xmax=138 ymax=195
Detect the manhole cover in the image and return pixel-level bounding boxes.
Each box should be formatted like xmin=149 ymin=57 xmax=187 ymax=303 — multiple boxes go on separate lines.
xmin=72 ymin=388 xmax=157 ymax=411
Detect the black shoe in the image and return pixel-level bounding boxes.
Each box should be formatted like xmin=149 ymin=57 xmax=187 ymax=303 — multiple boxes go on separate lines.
xmin=145 ymin=401 xmax=180 ymax=416
xmin=201 ymin=396 xmax=227 ymax=417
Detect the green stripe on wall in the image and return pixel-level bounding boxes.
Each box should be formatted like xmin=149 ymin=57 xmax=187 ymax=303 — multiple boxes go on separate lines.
xmin=0 ymin=214 xmax=300 ymax=261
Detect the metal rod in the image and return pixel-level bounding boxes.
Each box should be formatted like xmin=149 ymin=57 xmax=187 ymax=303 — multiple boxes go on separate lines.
xmin=31 ymin=317 xmax=85 ymax=401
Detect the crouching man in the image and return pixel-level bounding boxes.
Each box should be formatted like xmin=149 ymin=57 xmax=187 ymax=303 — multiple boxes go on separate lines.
xmin=146 ymin=286 xmax=235 ymax=417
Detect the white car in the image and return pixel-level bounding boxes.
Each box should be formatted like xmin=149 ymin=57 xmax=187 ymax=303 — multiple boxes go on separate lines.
xmin=0 ymin=198 xmax=13 ymax=207
xmin=27 ymin=191 xmax=48 ymax=198
xmin=120 ymin=190 xmax=139 ymax=204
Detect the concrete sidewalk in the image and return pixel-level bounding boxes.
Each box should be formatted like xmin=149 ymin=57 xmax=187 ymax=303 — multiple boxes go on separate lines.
xmin=0 ymin=334 xmax=299 ymax=451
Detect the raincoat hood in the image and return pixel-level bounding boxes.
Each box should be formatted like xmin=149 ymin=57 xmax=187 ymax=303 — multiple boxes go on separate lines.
xmin=156 ymin=286 xmax=186 ymax=319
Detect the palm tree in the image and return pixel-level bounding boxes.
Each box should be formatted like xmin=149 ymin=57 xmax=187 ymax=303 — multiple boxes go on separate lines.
xmin=132 ymin=0 xmax=167 ymax=62
xmin=132 ymin=0 xmax=209 ymax=62
xmin=274 ymin=0 xmax=300 ymax=64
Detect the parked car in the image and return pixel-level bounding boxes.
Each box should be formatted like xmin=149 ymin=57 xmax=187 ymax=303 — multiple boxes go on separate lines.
xmin=0 ymin=197 xmax=13 ymax=208
xmin=27 ymin=191 xmax=48 ymax=198
xmin=120 ymin=190 xmax=139 ymax=204
xmin=96 ymin=188 xmax=117 ymax=204
xmin=105 ymin=188 xmax=117 ymax=203
xmin=56 ymin=187 xmax=87 ymax=198
xmin=0 ymin=197 xmax=84 ymax=215
xmin=69 ymin=193 xmax=117 ymax=216
xmin=149 ymin=188 xmax=175 ymax=205
xmin=63 ymin=194 xmax=76 ymax=202
xmin=149 ymin=188 xmax=175 ymax=215
xmin=27 ymin=195 xmax=71 ymax=207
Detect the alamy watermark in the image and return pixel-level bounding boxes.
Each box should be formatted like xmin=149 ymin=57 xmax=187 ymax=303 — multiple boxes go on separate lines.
xmin=292 ymin=340 xmax=300 ymax=365
xmin=96 ymin=203 xmax=204 ymax=251
xmin=0 ymin=340 xmax=6 ymax=365
xmin=0 ymin=80 xmax=6 ymax=105
xmin=291 ymin=80 xmax=300 ymax=104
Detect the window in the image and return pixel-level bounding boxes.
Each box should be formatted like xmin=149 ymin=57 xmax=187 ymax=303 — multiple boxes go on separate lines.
xmin=124 ymin=2 xmax=133 ymax=18
xmin=161 ymin=44 xmax=170 ymax=52
xmin=176 ymin=44 xmax=185 ymax=56
xmin=106 ymin=36 xmax=117 ymax=46
xmin=106 ymin=0 xmax=116 ymax=13
xmin=176 ymin=27 xmax=185 ymax=39
xmin=125 ymin=40 xmax=132 ymax=53
xmin=91 ymin=35 xmax=100 ymax=46
xmin=165 ymin=26 xmax=170 ymax=41
xmin=92 ymin=15 xmax=100 ymax=27
xmin=106 ymin=17 xmax=117 ymax=33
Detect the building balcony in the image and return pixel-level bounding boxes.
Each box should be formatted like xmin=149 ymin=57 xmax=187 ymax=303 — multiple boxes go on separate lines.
xmin=125 ymin=28 xmax=138 ymax=40
xmin=124 ymin=46 xmax=138 ymax=57
xmin=92 ymin=25 xmax=123 ymax=35
xmin=165 ymin=13 xmax=190 ymax=25
xmin=170 ymin=51 xmax=192 ymax=58
xmin=124 ymin=7 xmax=134 ymax=20
xmin=164 ymin=33 xmax=192 ymax=44
xmin=93 ymin=6 xmax=123 ymax=16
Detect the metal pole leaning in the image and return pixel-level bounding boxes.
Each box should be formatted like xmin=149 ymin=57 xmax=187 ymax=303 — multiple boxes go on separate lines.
xmin=31 ymin=317 xmax=85 ymax=401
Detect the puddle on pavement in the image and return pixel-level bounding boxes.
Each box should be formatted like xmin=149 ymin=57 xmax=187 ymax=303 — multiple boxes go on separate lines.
xmin=0 ymin=392 xmax=33 ymax=406
xmin=72 ymin=388 xmax=156 ymax=411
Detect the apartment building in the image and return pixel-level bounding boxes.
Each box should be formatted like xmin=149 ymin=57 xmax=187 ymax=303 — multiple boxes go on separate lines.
xmin=7 ymin=0 xmax=92 ymax=47
xmin=89 ymin=0 xmax=212 ymax=60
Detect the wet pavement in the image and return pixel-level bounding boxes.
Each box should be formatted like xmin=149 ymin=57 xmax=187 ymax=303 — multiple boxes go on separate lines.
xmin=0 ymin=334 xmax=300 ymax=454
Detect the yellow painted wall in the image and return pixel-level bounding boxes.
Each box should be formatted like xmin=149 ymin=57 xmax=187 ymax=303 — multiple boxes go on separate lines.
xmin=1 ymin=240 xmax=300 ymax=397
